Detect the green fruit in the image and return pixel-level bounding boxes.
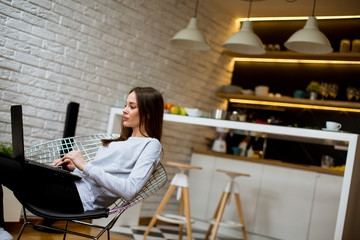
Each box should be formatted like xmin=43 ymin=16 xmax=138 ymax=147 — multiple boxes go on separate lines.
xmin=169 ymin=105 xmax=180 ymax=114
xmin=179 ymin=107 xmax=186 ymax=115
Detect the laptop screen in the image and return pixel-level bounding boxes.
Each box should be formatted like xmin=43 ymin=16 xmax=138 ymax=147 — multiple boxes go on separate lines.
xmin=11 ymin=105 xmax=25 ymax=162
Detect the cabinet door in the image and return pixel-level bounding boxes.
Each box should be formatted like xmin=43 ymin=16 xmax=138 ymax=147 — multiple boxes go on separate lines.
xmin=189 ymin=153 xmax=217 ymax=219
xmin=308 ymin=174 xmax=343 ymax=240
xmin=253 ymin=165 xmax=317 ymax=240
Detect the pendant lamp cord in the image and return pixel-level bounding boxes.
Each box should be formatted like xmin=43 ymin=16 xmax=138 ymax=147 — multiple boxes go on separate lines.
xmin=311 ymin=0 xmax=316 ymax=16
xmin=247 ymin=0 xmax=253 ymax=20
xmin=194 ymin=0 xmax=199 ymax=18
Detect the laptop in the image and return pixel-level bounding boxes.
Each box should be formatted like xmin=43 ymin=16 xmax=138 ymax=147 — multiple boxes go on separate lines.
xmin=11 ymin=105 xmax=81 ymax=180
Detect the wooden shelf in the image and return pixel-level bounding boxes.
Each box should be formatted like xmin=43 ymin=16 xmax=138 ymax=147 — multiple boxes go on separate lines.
xmin=224 ymin=50 xmax=360 ymax=61
xmin=217 ymin=92 xmax=360 ymax=112
xmin=192 ymin=149 xmax=344 ymax=176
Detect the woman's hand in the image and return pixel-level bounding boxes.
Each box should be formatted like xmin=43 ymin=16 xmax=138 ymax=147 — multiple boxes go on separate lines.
xmin=62 ymin=150 xmax=87 ymax=171
xmin=52 ymin=150 xmax=87 ymax=171
xmin=52 ymin=157 xmax=76 ymax=172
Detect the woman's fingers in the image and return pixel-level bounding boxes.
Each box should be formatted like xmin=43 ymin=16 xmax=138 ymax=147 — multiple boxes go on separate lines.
xmin=52 ymin=158 xmax=63 ymax=166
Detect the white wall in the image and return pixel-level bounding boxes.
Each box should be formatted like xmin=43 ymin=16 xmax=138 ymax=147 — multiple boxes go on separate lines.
xmin=0 ymin=0 xmax=237 ymax=218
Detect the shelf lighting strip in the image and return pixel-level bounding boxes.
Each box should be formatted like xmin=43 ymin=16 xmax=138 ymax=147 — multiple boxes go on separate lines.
xmin=237 ymin=15 xmax=360 ymax=22
xmin=229 ymin=98 xmax=360 ymax=113
xmin=234 ymin=57 xmax=360 ymax=65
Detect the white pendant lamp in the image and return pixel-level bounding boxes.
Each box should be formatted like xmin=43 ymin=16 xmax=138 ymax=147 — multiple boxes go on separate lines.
xmin=171 ymin=0 xmax=210 ymax=51
xmin=222 ymin=0 xmax=265 ymax=55
xmin=284 ymin=0 xmax=333 ymax=54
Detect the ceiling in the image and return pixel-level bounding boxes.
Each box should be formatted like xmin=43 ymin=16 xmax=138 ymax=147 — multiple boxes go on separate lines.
xmin=209 ymin=0 xmax=360 ymax=18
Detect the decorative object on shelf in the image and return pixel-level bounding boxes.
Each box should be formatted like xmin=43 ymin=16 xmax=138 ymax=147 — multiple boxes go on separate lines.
xmin=352 ymin=39 xmax=360 ymax=53
xmin=170 ymin=0 xmax=210 ymax=51
xmin=222 ymin=0 xmax=265 ymax=55
xmin=284 ymin=0 xmax=333 ymax=54
xmin=340 ymin=39 xmax=351 ymax=53
xmin=306 ymin=81 xmax=321 ymax=100
xmin=229 ymin=111 xmax=240 ymax=121
xmin=327 ymin=83 xmax=339 ymax=100
xmin=346 ymin=87 xmax=358 ymax=102
xmin=293 ymin=90 xmax=307 ymax=99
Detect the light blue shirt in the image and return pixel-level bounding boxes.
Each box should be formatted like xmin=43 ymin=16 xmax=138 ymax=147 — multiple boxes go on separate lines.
xmin=74 ymin=137 xmax=162 ymax=211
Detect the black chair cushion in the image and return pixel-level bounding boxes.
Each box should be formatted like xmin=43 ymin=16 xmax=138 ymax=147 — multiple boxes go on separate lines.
xmin=22 ymin=201 xmax=109 ymax=220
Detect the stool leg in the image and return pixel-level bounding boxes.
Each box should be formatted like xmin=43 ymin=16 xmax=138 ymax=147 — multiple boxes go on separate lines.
xmin=143 ymin=185 xmax=177 ymax=240
xmin=182 ymin=187 xmax=192 ymax=240
xmin=234 ymin=193 xmax=247 ymax=240
xmin=178 ymin=193 xmax=184 ymax=240
xmin=205 ymin=192 xmax=226 ymax=240
xmin=210 ymin=192 xmax=231 ymax=240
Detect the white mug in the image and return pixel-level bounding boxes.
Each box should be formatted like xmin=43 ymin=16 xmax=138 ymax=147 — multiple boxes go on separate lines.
xmin=326 ymin=121 xmax=342 ymax=131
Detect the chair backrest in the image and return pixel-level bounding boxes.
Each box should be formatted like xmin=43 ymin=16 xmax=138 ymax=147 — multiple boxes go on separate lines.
xmin=25 ymin=134 xmax=167 ymax=214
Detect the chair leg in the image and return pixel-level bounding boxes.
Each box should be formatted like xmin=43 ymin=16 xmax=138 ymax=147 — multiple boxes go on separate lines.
xmin=205 ymin=192 xmax=226 ymax=240
xmin=178 ymin=193 xmax=184 ymax=240
xmin=16 ymin=207 xmax=28 ymax=240
xmin=63 ymin=221 xmax=69 ymax=240
xmin=234 ymin=193 xmax=247 ymax=240
xmin=182 ymin=187 xmax=192 ymax=240
xmin=143 ymin=185 xmax=177 ymax=239
xmin=210 ymin=192 xmax=231 ymax=240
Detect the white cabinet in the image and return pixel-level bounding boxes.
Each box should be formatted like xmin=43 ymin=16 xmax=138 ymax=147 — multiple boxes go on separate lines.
xmin=188 ymin=154 xmax=217 ymax=221
xmin=189 ymin=153 xmax=343 ymax=240
xmin=308 ymin=174 xmax=343 ymax=240
xmin=253 ymin=165 xmax=316 ymax=240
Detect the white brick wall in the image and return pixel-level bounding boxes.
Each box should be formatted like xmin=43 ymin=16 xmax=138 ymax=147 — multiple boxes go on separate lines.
xmin=0 ymin=0 xmax=237 ymax=218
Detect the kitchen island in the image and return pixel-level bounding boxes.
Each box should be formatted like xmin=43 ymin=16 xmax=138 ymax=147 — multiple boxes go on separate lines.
xmin=107 ymin=107 xmax=360 ymax=240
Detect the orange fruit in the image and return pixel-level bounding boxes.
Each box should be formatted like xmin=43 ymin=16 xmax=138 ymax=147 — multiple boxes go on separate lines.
xmin=166 ymin=103 xmax=173 ymax=110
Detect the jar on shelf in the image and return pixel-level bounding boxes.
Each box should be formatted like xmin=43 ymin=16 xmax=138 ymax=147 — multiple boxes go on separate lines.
xmin=230 ymin=111 xmax=240 ymax=121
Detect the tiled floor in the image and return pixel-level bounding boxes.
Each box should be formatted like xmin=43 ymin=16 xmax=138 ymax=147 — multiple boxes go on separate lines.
xmin=112 ymin=224 xmax=238 ymax=240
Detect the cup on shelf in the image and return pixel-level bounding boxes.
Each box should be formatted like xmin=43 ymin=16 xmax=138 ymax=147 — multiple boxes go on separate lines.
xmin=326 ymin=121 xmax=342 ymax=131
xmin=255 ymin=85 xmax=269 ymax=96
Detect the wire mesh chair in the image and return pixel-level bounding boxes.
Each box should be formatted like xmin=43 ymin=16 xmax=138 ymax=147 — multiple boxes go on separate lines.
xmin=16 ymin=134 xmax=167 ymax=240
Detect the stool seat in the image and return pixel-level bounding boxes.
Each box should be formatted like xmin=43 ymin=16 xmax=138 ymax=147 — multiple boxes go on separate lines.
xmin=167 ymin=161 xmax=203 ymax=171
xmin=144 ymin=161 xmax=202 ymax=240
xmin=216 ymin=169 xmax=250 ymax=178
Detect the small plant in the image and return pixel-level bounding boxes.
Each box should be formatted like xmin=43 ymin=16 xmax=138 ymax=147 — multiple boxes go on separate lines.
xmin=306 ymin=81 xmax=321 ymax=93
xmin=0 ymin=142 xmax=13 ymax=157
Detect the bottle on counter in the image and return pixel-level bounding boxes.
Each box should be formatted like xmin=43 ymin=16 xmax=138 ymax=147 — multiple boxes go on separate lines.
xmin=238 ymin=140 xmax=247 ymax=157
xmin=247 ymin=146 xmax=254 ymax=158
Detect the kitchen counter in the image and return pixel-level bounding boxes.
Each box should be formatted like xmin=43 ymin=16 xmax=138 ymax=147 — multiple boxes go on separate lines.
xmin=192 ymin=149 xmax=344 ymax=176
xmin=107 ymin=107 xmax=360 ymax=239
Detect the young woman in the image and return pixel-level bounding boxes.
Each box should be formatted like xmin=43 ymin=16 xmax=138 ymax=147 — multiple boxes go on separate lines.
xmin=0 ymin=87 xmax=164 ymax=239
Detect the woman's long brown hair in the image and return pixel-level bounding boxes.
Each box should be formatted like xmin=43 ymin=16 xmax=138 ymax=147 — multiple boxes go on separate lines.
xmin=102 ymin=87 xmax=164 ymax=146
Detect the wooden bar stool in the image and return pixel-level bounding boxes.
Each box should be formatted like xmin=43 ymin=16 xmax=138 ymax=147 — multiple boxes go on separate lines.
xmin=143 ymin=161 xmax=202 ymax=240
xmin=205 ymin=169 xmax=250 ymax=240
